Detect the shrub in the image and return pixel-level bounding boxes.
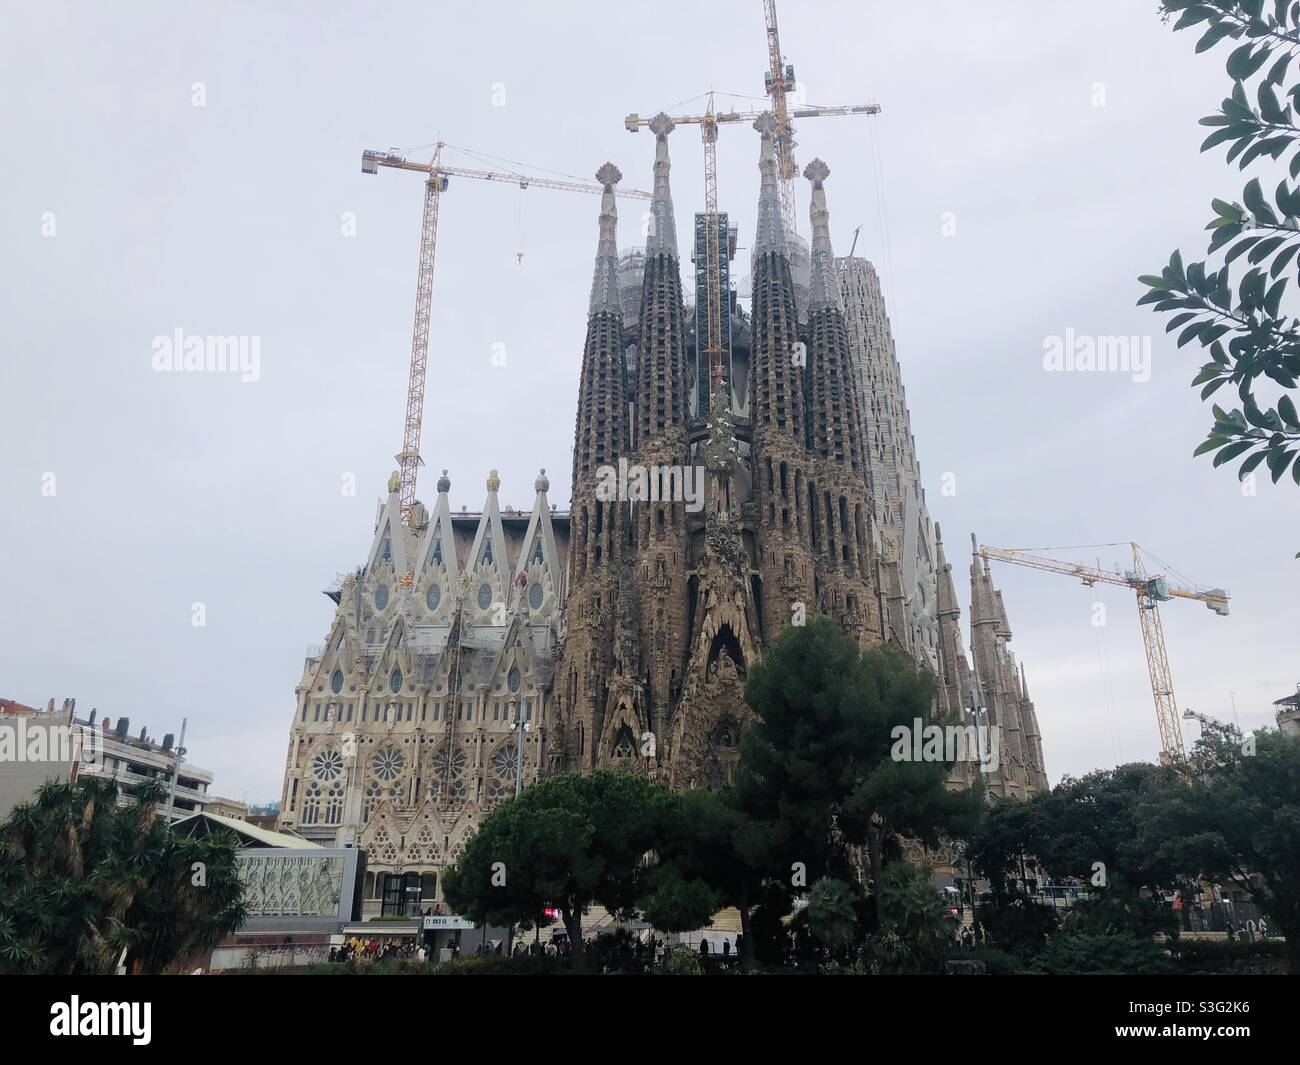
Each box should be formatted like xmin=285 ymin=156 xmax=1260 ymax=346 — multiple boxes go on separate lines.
xmin=1036 ymin=932 xmax=1172 ymax=975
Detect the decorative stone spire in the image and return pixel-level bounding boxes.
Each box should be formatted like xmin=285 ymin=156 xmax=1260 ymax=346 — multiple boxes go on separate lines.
xmin=753 ymin=112 xmax=787 ymax=258
xmin=804 ymin=159 xmax=842 ymax=312
xmin=534 ymin=467 xmax=550 ymax=494
xmin=436 ymin=469 xmax=451 ymax=494
xmin=486 ymin=469 xmax=500 ymax=494
xmin=647 ymin=113 xmax=678 ymax=257
xmin=636 ymin=114 xmax=689 ymax=448
xmin=589 ymin=163 xmax=623 ymax=316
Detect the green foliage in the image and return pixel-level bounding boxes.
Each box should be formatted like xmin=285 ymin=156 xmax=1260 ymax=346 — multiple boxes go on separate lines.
xmin=1060 ymin=892 xmax=1178 ymax=941
xmin=739 ymin=617 xmax=983 ymax=916
xmin=1137 ymin=722 xmax=1300 ymax=972
xmin=805 ymin=877 xmax=859 ymax=951
xmin=1036 ymin=931 xmax=1172 ymax=975
xmin=971 ymin=763 xmax=1183 ymax=897
xmin=974 ymin=897 xmax=1060 ymax=958
xmin=1173 ymin=937 xmax=1288 ymax=972
xmin=431 ymin=954 xmax=575 ymax=976
xmin=960 ymin=945 xmax=1023 ymax=975
xmin=0 ymin=777 xmax=246 ymax=974
xmin=440 ymin=769 xmax=672 ymax=961
xmin=660 ymin=947 xmax=705 ymax=976
xmin=1142 ymin=2 xmax=1300 ymax=500
xmin=639 ymin=787 xmax=744 ymax=936
xmin=875 ymin=862 xmax=956 ymax=973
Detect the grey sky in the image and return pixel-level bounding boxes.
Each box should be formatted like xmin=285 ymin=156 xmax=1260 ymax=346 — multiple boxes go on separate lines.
xmin=2 ymin=1 xmax=1295 ymax=804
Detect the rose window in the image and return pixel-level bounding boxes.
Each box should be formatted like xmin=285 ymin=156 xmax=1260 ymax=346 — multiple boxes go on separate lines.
xmin=312 ymin=748 xmax=344 ymax=782
xmin=372 ymin=746 xmax=405 ymax=781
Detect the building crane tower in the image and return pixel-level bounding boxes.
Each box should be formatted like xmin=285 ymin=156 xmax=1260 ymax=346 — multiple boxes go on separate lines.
xmin=624 ymin=95 xmax=879 ymax=395
xmin=762 ymin=0 xmax=800 ymax=233
xmin=978 ymin=542 xmax=1230 ymax=762
xmin=361 ymin=145 xmax=652 ymax=524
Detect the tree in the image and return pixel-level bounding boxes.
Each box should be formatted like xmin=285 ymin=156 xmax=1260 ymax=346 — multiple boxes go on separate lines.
xmin=1139 ymin=2 xmax=1300 ymax=499
xmin=738 ymin=617 xmax=983 ymax=920
xmin=1138 ymin=722 xmax=1300 ymax=973
xmin=969 ymin=765 xmax=1185 ymax=956
xmin=873 ymin=862 xmax=955 ymax=974
xmin=1028 ymin=763 xmax=1186 ymax=897
xmin=638 ymin=787 xmax=768 ymax=965
xmin=0 ymin=777 xmax=246 ymax=974
xmin=441 ymin=770 xmax=671 ymax=966
xmin=804 ymin=876 xmax=859 ymax=953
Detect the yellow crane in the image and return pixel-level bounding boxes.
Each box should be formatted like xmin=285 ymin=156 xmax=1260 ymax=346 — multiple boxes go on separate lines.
xmin=361 ymin=144 xmax=652 ymax=524
xmin=978 ymin=543 xmax=1230 ymax=761
xmin=762 ymin=0 xmax=799 ymax=233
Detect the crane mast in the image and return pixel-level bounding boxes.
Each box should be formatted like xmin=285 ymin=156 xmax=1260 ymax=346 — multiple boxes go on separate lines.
xmin=362 ymin=145 xmax=651 ymax=524
xmin=979 ymin=543 xmax=1230 ymax=762
xmin=763 ymin=0 xmax=799 ymax=233
xmin=625 ymin=92 xmax=879 ymax=403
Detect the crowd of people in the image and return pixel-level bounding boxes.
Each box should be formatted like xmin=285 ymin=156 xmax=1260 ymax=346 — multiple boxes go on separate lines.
xmin=330 ymin=937 xmax=426 ymax=964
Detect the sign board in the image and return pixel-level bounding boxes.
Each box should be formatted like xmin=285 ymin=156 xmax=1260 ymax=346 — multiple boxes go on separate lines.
xmin=422 ymin=915 xmax=475 ymax=931
xmin=235 ymin=847 xmax=362 ymax=932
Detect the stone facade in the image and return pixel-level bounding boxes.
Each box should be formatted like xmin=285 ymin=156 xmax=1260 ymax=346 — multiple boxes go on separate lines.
xmin=277 ymin=113 xmax=1048 ymax=911
xmin=836 ymin=256 xmax=939 ymax=670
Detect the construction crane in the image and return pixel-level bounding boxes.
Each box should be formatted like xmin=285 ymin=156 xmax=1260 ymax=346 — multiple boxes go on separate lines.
xmin=979 ymin=543 xmax=1230 ymax=762
xmin=624 ymin=96 xmax=879 ymax=394
xmin=361 ymin=144 xmax=652 ymax=524
xmin=762 ymin=0 xmax=799 ymax=233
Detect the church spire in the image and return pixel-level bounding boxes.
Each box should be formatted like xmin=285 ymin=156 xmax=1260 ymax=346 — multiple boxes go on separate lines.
xmin=646 ymin=113 xmax=678 ymax=257
xmin=573 ymin=165 xmax=628 ymax=485
xmin=804 ymin=158 xmax=842 ymax=312
xmin=753 ymin=112 xmax=787 ymax=258
xmin=589 ymin=163 xmax=622 ymax=316
xmin=636 ymin=115 xmax=689 ymax=449
xmin=803 ymin=159 xmax=863 ymax=477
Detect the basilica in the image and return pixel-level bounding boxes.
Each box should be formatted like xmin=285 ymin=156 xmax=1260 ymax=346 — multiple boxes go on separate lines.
xmin=276 ymin=112 xmax=1049 ymax=913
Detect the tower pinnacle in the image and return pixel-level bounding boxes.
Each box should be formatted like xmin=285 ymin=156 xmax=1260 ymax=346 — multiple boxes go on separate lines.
xmin=589 ymin=162 xmax=623 ymax=316
xmin=754 ymin=111 xmax=787 ymax=258
xmin=647 ymin=113 xmax=678 ymax=257
xmin=804 ymin=158 xmax=841 ymax=311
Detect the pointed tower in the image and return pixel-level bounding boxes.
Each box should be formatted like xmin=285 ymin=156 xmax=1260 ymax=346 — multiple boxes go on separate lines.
xmin=801 ymin=158 xmax=880 ymax=647
xmin=557 ymin=164 xmax=636 ymax=773
xmin=749 ymin=112 xmax=817 ymax=646
xmin=969 ymin=533 xmax=1031 ymax=799
xmin=1018 ymin=662 xmax=1049 ymax=792
xmin=623 ymin=114 xmax=691 ymax=773
xmin=513 ymin=468 xmax=563 ymax=621
xmin=933 ymin=523 xmax=980 ymax=790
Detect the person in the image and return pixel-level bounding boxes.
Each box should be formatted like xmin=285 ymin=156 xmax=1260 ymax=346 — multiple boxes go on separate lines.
xmin=722 ymin=939 xmax=731 ymax=958
xmin=699 ymin=938 xmax=710 ymax=957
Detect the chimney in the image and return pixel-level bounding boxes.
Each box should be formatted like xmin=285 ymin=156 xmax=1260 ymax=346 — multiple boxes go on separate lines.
xmin=162 ymin=733 xmax=174 ymax=752
xmin=101 ymin=718 xmax=111 ymax=734
xmin=115 ymin=717 xmax=129 ymax=739
xmin=139 ymin=726 xmax=147 ymax=742
xmin=88 ymin=709 xmax=97 ymax=726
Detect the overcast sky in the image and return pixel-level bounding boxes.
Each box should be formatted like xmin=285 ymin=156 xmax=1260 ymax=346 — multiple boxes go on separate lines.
xmin=2 ymin=1 xmax=1296 ymax=804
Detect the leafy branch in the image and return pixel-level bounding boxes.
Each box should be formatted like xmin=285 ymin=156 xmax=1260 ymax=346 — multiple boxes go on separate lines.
xmin=1141 ymin=1 xmax=1300 ymax=489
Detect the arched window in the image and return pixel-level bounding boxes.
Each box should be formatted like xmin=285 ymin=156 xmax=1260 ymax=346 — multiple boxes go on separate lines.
xmin=303 ymin=782 xmax=322 ymax=825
